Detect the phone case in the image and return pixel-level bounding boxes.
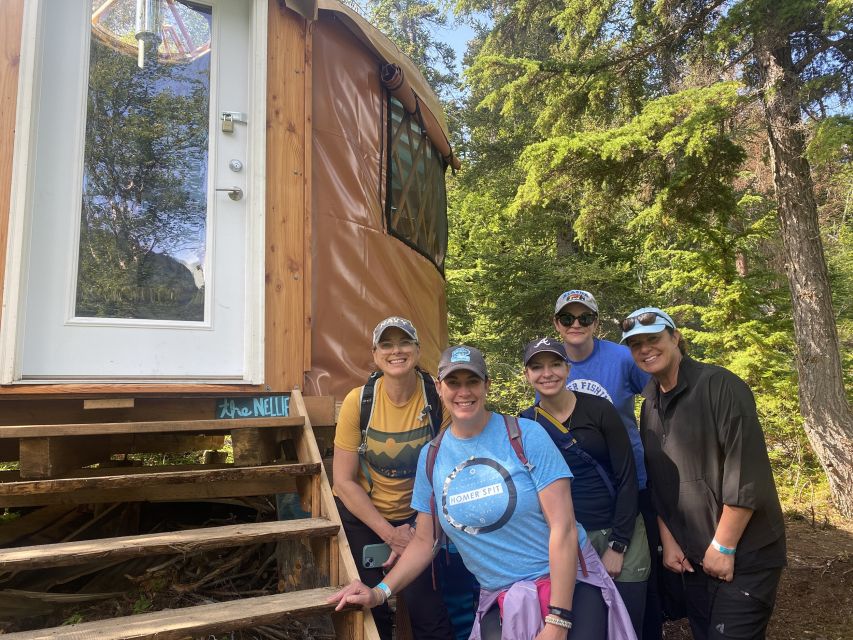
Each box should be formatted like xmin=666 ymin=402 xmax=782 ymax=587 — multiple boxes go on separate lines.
xmin=362 ymin=543 xmax=392 ymax=568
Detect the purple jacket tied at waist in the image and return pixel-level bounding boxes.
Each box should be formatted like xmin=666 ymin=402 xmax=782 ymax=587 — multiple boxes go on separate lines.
xmin=469 ymin=541 xmax=636 ymax=640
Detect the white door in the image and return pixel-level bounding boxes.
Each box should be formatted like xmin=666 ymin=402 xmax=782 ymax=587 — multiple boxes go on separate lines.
xmin=11 ymin=0 xmax=262 ymax=381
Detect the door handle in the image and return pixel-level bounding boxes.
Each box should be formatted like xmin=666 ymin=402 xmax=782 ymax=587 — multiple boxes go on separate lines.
xmin=215 ymin=187 xmax=243 ymax=201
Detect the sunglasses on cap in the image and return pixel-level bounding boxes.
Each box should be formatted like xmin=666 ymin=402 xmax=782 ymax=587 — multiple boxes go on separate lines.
xmin=556 ymin=312 xmax=598 ymax=328
xmin=619 ymin=311 xmax=674 ymax=333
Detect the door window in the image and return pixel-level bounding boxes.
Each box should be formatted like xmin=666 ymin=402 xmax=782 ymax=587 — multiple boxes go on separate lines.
xmin=79 ymin=0 xmax=213 ymax=321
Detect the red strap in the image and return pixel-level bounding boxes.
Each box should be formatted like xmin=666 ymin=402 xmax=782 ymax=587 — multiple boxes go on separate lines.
xmin=425 ymin=428 xmax=447 ymax=590
xmin=503 ymin=414 xmax=532 ymax=470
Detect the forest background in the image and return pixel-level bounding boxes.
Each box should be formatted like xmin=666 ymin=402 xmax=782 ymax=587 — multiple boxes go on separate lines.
xmin=361 ymin=0 xmax=853 ymax=520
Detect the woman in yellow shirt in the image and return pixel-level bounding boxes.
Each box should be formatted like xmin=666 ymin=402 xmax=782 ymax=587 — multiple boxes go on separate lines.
xmin=333 ymin=316 xmax=453 ymax=640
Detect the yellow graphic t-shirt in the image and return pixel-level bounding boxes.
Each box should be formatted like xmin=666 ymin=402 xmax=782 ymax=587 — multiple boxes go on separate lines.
xmin=334 ymin=376 xmax=448 ymax=521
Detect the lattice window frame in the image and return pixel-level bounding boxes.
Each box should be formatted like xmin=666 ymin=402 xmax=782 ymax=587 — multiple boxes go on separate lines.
xmin=385 ymin=96 xmax=448 ymax=274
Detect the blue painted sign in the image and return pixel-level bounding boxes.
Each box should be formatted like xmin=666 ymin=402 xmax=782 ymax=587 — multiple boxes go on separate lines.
xmin=216 ymin=395 xmax=290 ymax=419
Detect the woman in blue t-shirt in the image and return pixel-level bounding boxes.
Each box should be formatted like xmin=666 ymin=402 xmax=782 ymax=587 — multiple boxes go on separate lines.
xmin=332 ymin=345 xmax=634 ymax=640
xmin=521 ymin=337 xmax=650 ymax=638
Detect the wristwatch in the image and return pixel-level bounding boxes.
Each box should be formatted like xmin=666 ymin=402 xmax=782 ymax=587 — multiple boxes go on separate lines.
xmin=608 ymin=540 xmax=628 ymax=554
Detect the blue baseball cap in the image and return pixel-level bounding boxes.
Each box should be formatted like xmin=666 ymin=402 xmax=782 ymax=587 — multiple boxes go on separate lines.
xmin=620 ymin=307 xmax=677 ymax=343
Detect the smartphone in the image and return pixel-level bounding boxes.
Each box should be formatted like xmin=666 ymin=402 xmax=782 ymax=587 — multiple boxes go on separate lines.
xmin=362 ymin=543 xmax=392 ymax=569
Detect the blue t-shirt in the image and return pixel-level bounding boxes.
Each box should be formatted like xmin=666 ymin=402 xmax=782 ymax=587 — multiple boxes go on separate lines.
xmin=565 ymin=338 xmax=650 ymax=489
xmin=412 ymin=413 xmax=587 ymax=591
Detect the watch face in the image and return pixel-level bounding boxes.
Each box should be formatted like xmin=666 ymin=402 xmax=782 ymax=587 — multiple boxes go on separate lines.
xmin=609 ymin=541 xmax=627 ymax=553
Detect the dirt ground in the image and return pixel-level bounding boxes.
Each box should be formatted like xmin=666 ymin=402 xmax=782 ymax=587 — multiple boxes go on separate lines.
xmin=663 ymin=515 xmax=853 ymax=640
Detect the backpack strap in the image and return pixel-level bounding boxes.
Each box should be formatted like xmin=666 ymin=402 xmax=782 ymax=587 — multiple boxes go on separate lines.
xmin=514 ymin=410 xmax=589 ymax=577
xmin=532 ymin=405 xmax=616 ymax=499
xmin=357 ymin=371 xmax=383 ymax=494
xmin=425 ymin=427 xmax=449 ymax=589
xmin=417 ymin=367 xmax=442 ymax=437
xmin=503 ymin=414 xmax=534 ymax=472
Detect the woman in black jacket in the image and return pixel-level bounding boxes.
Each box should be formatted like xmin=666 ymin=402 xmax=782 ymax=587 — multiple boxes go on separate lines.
xmin=520 ymin=337 xmax=650 ymax=638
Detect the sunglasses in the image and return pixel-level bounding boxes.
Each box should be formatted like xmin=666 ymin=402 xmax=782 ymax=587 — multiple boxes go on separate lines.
xmin=556 ymin=312 xmax=598 ymax=328
xmin=620 ymin=312 xmax=674 ymax=333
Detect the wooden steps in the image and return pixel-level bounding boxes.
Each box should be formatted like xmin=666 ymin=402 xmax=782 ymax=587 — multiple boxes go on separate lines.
xmin=0 ymin=416 xmax=304 ymax=479
xmin=0 ymin=586 xmax=360 ymax=640
xmin=0 ymin=462 xmax=320 ymax=508
xmin=0 ymin=390 xmax=380 ymax=639
xmin=0 ymin=518 xmax=339 ymax=571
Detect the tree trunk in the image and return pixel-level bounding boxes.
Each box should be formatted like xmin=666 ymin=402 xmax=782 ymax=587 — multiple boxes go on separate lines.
xmin=755 ymin=29 xmax=853 ymax=517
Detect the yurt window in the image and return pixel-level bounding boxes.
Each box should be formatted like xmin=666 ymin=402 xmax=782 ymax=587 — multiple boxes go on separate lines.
xmin=386 ymin=97 xmax=448 ymax=272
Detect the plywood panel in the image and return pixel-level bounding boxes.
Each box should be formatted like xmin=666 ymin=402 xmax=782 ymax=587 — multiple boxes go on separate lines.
xmin=0 ymin=0 xmax=25 ymax=317
xmin=265 ymin=3 xmax=309 ymax=391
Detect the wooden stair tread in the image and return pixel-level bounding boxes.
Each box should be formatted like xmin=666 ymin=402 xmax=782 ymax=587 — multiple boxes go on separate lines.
xmin=0 ymin=586 xmax=351 ymax=640
xmin=0 ymin=416 xmax=304 ymax=439
xmin=0 ymin=462 xmax=320 ymax=497
xmin=0 ymin=518 xmax=340 ymax=571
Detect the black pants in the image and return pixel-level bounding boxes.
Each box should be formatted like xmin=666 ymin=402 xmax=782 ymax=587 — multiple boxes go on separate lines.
xmin=479 ymin=581 xmax=608 ymax=640
xmin=682 ymin=567 xmax=782 ymax=640
xmin=336 ymin=498 xmax=454 ymax=640
xmin=639 ymin=488 xmax=664 ymax=640
xmin=615 ymin=579 xmax=646 ymax=639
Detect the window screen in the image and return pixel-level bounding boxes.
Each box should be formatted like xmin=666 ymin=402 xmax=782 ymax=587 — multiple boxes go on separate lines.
xmin=386 ymin=97 xmax=448 ymax=273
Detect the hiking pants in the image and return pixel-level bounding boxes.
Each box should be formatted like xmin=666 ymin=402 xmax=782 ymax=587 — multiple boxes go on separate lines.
xmin=336 ymin=498 xmax=454 ymax=640
xmin=682 ymin=566 xmax=782 ymax=640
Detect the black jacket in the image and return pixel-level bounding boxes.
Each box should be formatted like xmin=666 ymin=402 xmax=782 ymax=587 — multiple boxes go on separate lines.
xmin=640 ymin=357 xmax=786 ymax=572
xmin=522 ymin=392 xmax=638 ymax=545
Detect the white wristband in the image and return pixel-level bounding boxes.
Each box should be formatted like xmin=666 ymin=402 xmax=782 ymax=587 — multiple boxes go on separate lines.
xmin=711 ymin=538 xmax=736 ymax=555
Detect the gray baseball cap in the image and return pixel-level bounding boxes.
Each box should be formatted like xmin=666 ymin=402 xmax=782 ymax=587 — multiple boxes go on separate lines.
xmin=438 ymin=345 xmax=488 ymax=380
xmin=555 ymin=290 xmax=599 ymax=315
xmin=372 ymin=316 xmax=419 ymax=347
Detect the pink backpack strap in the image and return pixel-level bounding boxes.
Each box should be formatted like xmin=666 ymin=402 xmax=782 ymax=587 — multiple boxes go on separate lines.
xmin=503 ymin=414 xmax=534 ymax=472
xmin=425 ymin=428 xmax=448 ymax=589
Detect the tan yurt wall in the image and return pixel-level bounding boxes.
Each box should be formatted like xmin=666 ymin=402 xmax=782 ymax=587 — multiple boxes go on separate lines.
xmin=306 ymin=16 xmax=447 ymax=400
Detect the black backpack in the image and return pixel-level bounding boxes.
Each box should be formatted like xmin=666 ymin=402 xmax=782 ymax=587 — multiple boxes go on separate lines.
xmin=356 ymin=367 xmax=442 ymax=491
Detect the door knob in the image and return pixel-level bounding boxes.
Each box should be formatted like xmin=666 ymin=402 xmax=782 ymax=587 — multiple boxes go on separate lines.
xmin=215 ymin=187 xmax=243 ymax=201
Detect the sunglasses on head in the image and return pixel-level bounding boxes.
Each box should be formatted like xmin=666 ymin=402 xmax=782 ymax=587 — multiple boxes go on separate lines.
xmin=556 ymin=312 xmax=598 ymax=328
xmin=620 ymin=312 xmax=673 ymax=333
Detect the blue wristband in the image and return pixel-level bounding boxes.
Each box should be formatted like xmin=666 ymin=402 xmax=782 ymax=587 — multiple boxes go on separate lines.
xmin=711 ymin=538 xmax=736 ymax=555
xmin=375 ymin=581 xmax=392 ymax=601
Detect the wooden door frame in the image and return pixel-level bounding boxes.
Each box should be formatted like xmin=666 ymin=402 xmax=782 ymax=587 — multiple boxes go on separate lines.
xmin=0 ymin=0 xmax=269 ymax=387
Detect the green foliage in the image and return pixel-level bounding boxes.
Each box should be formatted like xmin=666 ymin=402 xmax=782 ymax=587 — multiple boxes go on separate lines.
xmin=445 ymin=0 xmax=852 ymax=498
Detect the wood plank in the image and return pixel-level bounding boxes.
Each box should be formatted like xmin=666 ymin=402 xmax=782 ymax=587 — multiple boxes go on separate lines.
xmin=0 ymin=586 xmax=353 ymax=640
xmin=265 ymin=2 xmax=307 ymax=391
xmin=0 ymin=416 xmax=303 ymax=439
xmin=16 ymin=433 xmax=228 ymax=478
xmin=231 ymin=427 xmax=286 ymax=466
xmin=19 ymin=437 xmax=113 ymax=480
xmin=290 ymin=390 xmax=381 ymax=640
xmin=0 ymin=0 xmax=25 ymax=312
xmin=0 ymin=477 xmax=300 ymax=509
xmin=83 ymin=399 xmax=135 ymax=410
xmin=0 ymin=397 xmax=218 ymax=427
xmin=302 ymin=20 xmax=314 ymax=373
xmin=0 ymin=462 xmax=319 ymax=498
xmin=0 ymin=383 xmax=267 ymax=398
xmin=0 ymin=518 xmax=339 ymax=571
xmin=301 ymin=395 xmax=335 ymax=426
